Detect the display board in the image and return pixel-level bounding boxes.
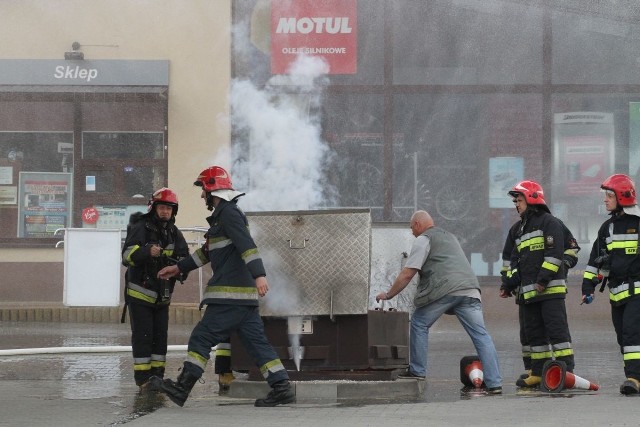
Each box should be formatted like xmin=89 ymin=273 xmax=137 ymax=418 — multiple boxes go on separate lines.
xmin=63 ymin=228 xmax=121 ymax=307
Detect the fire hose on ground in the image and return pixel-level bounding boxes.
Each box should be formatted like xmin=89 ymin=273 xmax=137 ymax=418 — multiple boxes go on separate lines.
xmin=0 ymin=344 xmax=225 ymax=357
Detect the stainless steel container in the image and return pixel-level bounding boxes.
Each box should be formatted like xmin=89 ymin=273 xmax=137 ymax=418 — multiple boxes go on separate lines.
xmin=231 ymin=208 xmax=409 ymax=377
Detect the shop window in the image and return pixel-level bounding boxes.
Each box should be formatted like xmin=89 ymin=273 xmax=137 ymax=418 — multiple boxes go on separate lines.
xmin=391 ymin=0 xmax=543 ymax=85
xmin=84 ymin=170 xmax=114 ymax=193
xmin=553 ymin=12 xmax=640 ymax=85
xmin=82 ymin=132 xmax=164 ymax=159
xmin=0 ymin=132 xmax=74 ymax=239
xmin=550 ymin=94 xmax=640 ymax=262
xmin=0 ymin=132 xmax=73 ymax=173
xmin=123 ymin=166 xmax=156 ymax=198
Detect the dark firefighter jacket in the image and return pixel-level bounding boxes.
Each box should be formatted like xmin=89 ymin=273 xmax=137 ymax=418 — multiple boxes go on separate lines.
xmin=582 ymin=212 xmax=640 ymax=306
xmin=500 ymin=207 xmax=572 ymax=303
xmin=176 ymin=198 xmax=266 ymax=308
xmin=122 ymin=212 xmax=189 ymax=306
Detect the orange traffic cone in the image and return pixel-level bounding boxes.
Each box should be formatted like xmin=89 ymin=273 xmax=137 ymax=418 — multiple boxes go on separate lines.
xmin=541 ymin=360 xmax=599 ymax=393
xmin=460 ymin=355 xmax=484 ymax=389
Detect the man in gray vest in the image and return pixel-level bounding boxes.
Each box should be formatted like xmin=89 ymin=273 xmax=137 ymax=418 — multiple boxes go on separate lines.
xmin=375 ymin=210 xmax=502 ymax=394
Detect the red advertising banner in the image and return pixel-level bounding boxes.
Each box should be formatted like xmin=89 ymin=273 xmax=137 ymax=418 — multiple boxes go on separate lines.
xmin=553 ymin=112 xmax=614 ymax=197
xmin=271 ymin=0 xmax=358 ymax=75
xmin=562 ymin=135 xmax=609 ymax=195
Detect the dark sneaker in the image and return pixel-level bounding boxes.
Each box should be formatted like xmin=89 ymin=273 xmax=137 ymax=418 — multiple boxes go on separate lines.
xmin=620 ymin=378 xmax=640 ymax=395
xmin=516 ymin=375 xmax=541 ymax=388
xmin=254 ymin=381 xmax=296 ymax=407
xmin=485 ymin=386 xmax=502 ymax=395
xmin=397 ymin=369 xmax=426 ymax=380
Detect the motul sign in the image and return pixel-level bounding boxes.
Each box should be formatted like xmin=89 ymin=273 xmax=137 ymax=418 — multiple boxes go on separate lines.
xmin=271 ymin=0 xmax=357 ymax=75
xmin=275 ymin=17 xmax=353 ymax=34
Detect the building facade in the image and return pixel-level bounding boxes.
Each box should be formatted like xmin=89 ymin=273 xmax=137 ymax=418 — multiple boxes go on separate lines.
xmin=3 ymin=0 xmax=640 ymax=302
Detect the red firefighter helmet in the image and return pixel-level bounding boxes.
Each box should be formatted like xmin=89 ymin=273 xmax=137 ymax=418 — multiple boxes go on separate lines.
xmin=148 ymin=187 xmax=179 ymax=215
xmin=194 ymin=166 xmax=234 ymax=192
xmin=601 ymin=174 xmax=637 ymax=207
xmin=508 ymin=180 xmax=547 ymax=206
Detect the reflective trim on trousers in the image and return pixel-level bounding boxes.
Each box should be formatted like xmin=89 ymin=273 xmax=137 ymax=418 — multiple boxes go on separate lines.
xmin=186 ymin=350 xmax=209 ymax=372
xmin=259 ymin=359 xmax=286 ymax=379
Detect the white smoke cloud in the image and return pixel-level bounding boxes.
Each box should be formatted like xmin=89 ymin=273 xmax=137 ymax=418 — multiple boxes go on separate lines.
xmin=219 ymin=54 xmax=335 ymax=212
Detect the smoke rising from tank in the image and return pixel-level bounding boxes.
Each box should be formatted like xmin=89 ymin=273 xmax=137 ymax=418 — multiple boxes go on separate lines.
xmin=217 ymin=53 xmax=335 ymax=212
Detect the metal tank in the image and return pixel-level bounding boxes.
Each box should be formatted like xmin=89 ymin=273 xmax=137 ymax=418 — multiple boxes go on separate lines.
xmin=230 ymin=208 xmax=409 ymax=380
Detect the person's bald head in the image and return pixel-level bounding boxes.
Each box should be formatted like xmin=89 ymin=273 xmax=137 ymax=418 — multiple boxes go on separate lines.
xmin=410 ymin=210 xmax=435 ymax=237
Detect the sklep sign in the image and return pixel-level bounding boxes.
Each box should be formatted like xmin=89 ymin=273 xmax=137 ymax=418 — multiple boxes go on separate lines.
xmin=271 ymin=0 xmax=358 ymax=75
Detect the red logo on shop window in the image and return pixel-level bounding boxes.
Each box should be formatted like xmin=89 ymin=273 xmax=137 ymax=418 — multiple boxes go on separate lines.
xmin=82 ymin=207 xmax=99 ymax=224
xmin=271 ymin=0 xmax=358 ymax=75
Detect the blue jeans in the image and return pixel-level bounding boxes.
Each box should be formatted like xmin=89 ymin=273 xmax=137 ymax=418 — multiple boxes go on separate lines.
xmin=409 ymin=295 xmax=502 ymax=388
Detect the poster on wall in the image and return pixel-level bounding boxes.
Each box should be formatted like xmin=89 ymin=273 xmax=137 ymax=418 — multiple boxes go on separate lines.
xmin=17 ymin=172 xmax=72 ymax=238
xmin=270 ymin=0 xmax=358 ymax=74
xmin=489 ymin=157 xmax=524 ymax=208
xmin=552 ymin=112 xmax=614 ymax=197
xmin=629 ymin=103 xmax=640 ymax=180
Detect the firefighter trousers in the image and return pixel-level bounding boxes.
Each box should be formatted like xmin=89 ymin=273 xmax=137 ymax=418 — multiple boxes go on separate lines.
xmin=186 ymin=304 xmax=289 ymax=387
xmin=522 ymin=298 xmax=574 ymax=376
xmin=128 ymin=302 xmax=169 ymax=386
xmin=612 ymin=296 xmax=640 ymax=381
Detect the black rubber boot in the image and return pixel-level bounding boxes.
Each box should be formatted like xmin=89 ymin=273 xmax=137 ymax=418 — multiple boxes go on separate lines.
xmin=151 ymin=363 xmax=201 ymax=407
xmin=254 ymin=380 xmax=296 ymax=407
xmin=620 ymin=378 xmax=640 ymax=395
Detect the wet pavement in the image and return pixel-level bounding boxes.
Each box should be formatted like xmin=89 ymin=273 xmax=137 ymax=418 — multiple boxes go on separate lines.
xmin=0 ymin=305 xmax=638 ymax=426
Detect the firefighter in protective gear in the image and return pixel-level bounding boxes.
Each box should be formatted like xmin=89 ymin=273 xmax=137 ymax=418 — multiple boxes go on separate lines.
xmin=121 ymin=187 xmax=189 ymax=390
xmin=582 ymin=174 xmax=640 ymax=395
xmin=500 ymin=212 xmax=579 ymax=381
xmin=151 ymin=166 xmax=295 ymax=407
xmin=499 ymin=180 xmax=576 ymax=388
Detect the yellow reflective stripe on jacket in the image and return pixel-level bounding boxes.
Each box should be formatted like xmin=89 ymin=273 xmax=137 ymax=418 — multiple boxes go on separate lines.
xmin=242 ymin=247 xmax=260 ymax=264
xmin=542 ymin=256 xmax=561 ymax=273
xmin=609 ymin=281 xmax=640 ymax=302
xmin=126 ymin=283 xmax=158 ymax=304
xmin=564 ymin=248 xmax=578 ymax=258
xmin=521 ymin=280 xmax=567 ymax=300
xmin=209 ymin=237 xmax=232 ymax=250
xmin=583 ymin=265 xmax=598 ymax=281
xmin=190 ymin=248 xmax=209 ymax=268
xmin=161 ymin=244 xmax=175 ymax=257
xmin=606 ymin=235 xmax=638 ymax=252
xmin=202 ymin=285 xmax=259 ymax=300
xmin=123 ymin=245 xmax=141 ymax=266
xmin=517 ymin=235 xmax=545 ymax=252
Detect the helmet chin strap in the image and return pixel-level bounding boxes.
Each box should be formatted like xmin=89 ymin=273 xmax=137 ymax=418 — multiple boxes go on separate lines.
xmin=205 ymin=193 xmax=215 ymax=211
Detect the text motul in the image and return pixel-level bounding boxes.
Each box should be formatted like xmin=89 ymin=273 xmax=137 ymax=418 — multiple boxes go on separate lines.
xmin=54 ymin=65 xmax=98 ymax=82
xmin=276 ymin=17 xmax=352 ymax=34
